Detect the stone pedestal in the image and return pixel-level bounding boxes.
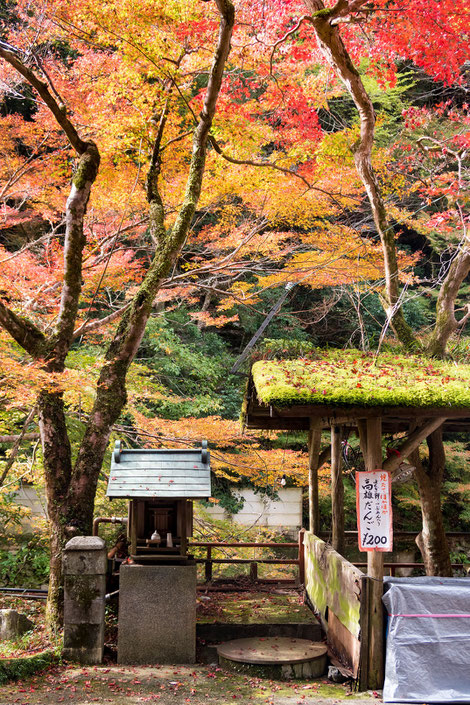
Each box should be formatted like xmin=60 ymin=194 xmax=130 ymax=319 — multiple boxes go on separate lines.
xmin=63 ymin=536 xmax=106 ymax=664
xmin=118 ymin=563 xmax=196 ymax=664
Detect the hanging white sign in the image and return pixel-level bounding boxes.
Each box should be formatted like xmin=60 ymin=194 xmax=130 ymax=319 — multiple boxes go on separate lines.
xmin=356 ymin=470 xmax=393 ymax=552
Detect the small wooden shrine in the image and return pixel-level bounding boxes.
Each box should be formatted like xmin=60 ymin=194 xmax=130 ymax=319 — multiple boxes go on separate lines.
xmin=107 ymin=440 xmax=211 ymax=564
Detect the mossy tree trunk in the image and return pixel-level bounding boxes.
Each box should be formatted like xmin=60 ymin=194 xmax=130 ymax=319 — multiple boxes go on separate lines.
xmin=412 ymin=431 xmax=452 ymax=576
xmin=300 ymin=0 xmax=458 ymax=579
xmin=0 ymin=0 xmax=234 ymax=629
xmin=303 ymin=0 xmax=416 ymax=350
xmin=425 ymin=251 xmax=470 ymax=357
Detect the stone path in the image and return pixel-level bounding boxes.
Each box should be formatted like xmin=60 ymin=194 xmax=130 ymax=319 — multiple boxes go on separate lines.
xmin=0 ymin=664 xmax=382 ymax=705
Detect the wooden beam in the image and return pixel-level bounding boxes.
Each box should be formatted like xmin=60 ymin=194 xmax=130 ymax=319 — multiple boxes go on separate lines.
xmin=308 ymin=419 xmax=322 ymax=534
xmin=364 ymin=417 xmax=384 ymax=691
xmin=383 ymin=416 xmax=446 ymax=475
xmin=247 ymin=401 xmax=470 ymax=420
xmin=130 ymin=500 xmax=137 ymax=556
xmin=331 ymin=425 xmax=345 ymax=555
xmin=246 ymin=413 xmax=467 ymax=434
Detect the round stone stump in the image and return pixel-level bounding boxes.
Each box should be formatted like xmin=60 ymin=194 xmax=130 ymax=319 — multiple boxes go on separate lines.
xmin=217 ymin=637 xmax=327 ymax=680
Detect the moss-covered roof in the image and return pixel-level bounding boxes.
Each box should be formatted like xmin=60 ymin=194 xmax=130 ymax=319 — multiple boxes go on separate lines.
xmin=251 ymin=350 xmax=470 ymax=409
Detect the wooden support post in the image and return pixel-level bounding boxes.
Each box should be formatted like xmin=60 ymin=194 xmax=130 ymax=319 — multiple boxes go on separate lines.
xmin=205 ymin=545 xmax=213 ymax=583
xmin=298 ymin=528 xmax=305 ymax=586
xmin=358 ymin=575 xmax=371 ymax=692
xmin=179 ymin=500 xmax=188 ymax=556
xmin=130 ymin=500 xmax=137 ymax=556
xmin=331 ymin=425 xmax=345 ymax=555
xmin=308 ymin=420 xmax=322 ymax=535
xmin=250 ymin=561 xmax=258 ymax=582
xmin=365 ymin=416 xmax=384 ymax=691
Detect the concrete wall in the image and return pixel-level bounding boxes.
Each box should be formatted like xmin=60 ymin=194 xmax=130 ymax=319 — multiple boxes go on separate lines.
xmin=10 ymin=484 xmax=47 ymax=534
xmin=12 ymin=484 xmax=47 ymax=519
xmin=200 ymin=487 xmax=302 ymax=532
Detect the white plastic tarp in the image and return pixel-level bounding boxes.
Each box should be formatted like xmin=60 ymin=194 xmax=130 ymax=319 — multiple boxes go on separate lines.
xmin=382 ymin=577 xmax=470 ymax=703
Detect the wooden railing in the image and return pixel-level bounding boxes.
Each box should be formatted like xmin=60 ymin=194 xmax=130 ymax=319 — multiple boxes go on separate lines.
xmin=189 ymin=533 xmax=469 ymax=584
xmin=354 ymin=562 xmax=467 ymax=576
xmin=188 ymin=538 xmax=303 ymax=584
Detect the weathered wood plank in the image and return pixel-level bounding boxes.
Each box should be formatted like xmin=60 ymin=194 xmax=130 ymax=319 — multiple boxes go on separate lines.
xmin=304 ymin=531 xmax=363 ymax=676
xmin=328 ymin=611 xmax=360 ymax=677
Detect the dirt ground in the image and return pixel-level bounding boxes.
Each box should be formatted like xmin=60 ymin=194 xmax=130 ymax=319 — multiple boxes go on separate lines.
xmin=0 ymin=663 xmax=382 ymax=705
xmin=0 ymin=590 xmax=382 ymax=703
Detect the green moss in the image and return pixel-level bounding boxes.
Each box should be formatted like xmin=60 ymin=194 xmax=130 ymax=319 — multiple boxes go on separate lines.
xmin=65 ymin=575 xmax=99 ymax=609
xmin=0 ymin=650 xmax=57 ymax=685
xmin=312 ymin=7 xmax=334 ymax=18
xmin=251 ymin=349 xmax=470 ymax=409
xmin=197 ymin=592 xmax=315 ymax=625
xmin=72 ymin=145 xmax=99 ymax=190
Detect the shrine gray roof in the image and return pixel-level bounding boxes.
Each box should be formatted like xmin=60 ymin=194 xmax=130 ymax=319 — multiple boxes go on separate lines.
xmin=106 ymin=441 xmax=211 ymax=499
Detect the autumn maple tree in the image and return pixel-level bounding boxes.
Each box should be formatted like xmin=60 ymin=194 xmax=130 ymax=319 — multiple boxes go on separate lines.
xmin=0 ymin=0 xmax=236 ymax=625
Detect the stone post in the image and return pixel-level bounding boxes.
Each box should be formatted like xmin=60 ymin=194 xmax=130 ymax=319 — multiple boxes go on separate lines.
xmin=63 ymin=536 xmax=107 ymax=664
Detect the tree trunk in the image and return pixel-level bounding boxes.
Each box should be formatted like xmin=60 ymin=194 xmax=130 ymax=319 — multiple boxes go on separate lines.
xmin=413 ymin=430 xmax=452 ymax=576
xmin=44 ymin=0 xmax=234 ymax=628
xmin=46 ymin=510 xmax=69 ymax=628
xmin=425 ymin=251 xmax=470 ymax=357
xmin=37 ymin=390 xmax=75 ymax=627
xmin=303 ymin=0 xmax=415 ymax=349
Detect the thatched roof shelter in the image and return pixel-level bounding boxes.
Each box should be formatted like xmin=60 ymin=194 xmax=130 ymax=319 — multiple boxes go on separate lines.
xmin=243 ymin=348 xmax=470 ymax=688
xmin=244 ymin=349 xmax=470 ymax=433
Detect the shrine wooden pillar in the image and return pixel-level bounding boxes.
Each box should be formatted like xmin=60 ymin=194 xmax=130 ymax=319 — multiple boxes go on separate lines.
xmin=358 ymin=416 xmax=384 ymax=690
xmin=330 ymin=425 xmax=345 ymax=555
xmin=308 ymin=419 xmax=322 ymax=535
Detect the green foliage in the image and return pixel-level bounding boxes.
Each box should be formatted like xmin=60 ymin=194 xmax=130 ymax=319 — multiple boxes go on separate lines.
xmin=441 ymin=439 xmax=470 ymax=528
xmin=253 ymin=338 xmax=316 ymax=360
xmin=0 ymin=492 xmax=28 ymax=534
xmin=0 ymin=629 xmax=35 ymax=658
xmin=0 ymin=534 xmax=49 ymax=588
xmin=204 ymin=475 xmax=246 ymax=514
xmin=252 ymin=349 xmax=470 ymax=409
xmin=236 ymin=289 xmax=309 ymax=344
xmin=135 ymin=312 xmax=241 ymax=419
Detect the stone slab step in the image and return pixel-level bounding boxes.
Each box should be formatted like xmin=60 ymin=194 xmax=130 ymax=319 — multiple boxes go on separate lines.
xmin=217 ymin=637 xmax=328 ymax=680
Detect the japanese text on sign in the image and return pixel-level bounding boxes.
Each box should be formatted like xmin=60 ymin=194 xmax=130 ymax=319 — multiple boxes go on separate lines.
xmin=356 ymin=470 xmax=393 ymax=552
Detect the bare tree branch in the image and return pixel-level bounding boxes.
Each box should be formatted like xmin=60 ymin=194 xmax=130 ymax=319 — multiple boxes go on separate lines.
xmin=0 ymin=46 xmax=87 ymax=155
xmin=0 ymin=406 xmax=37 ymax=487
xmin=269 ymin=15 xmax=312 ymax=74
xmin=209 ymin=135 xmax=344 ymax=203
xmin=73 ymin=302 xmax=132 ymax=339
xmin=0 ymin=433 xmax=39 ymax=443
